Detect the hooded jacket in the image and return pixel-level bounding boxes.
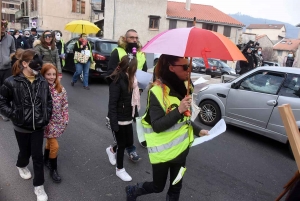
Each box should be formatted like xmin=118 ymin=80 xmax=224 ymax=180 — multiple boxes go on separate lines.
xmin=0 ymin=33 xmax=16 ymax=70
xmin=33 ymin=40 xmax=62 ymax=73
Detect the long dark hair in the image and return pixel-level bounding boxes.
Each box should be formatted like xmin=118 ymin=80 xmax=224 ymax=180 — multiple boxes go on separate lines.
xmin=12 ymin=49 xmax=36 ymax=76
xmin=40 ymin=30 xmax=56 ymax=50
xmin=109 ymin=55 xmax=137 ymax=92
xmin=154 ymin=54 xmax=187 ymax=98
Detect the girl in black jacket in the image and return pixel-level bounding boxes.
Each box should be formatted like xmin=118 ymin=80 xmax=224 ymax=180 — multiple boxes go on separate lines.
xmin=106 ymin=54 xmax=141 ymax=181
xmin=0 ymin=49 xmax=52 ymax=201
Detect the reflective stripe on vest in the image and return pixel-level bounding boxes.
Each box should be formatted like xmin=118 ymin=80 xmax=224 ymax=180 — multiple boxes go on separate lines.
xmin=61 ymin=39 xmax=65 ymax=67
xmin=116 ymin=47 xmax=146 ymax=70
xmin=148 ymin=132 xmax=189 ymax=153
xmin=143 ymin=121 xmax=186 ymax=134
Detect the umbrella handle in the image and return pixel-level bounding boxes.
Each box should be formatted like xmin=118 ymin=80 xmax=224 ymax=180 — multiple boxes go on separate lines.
xmin=185 ymin=57 xmax=192 ymax=118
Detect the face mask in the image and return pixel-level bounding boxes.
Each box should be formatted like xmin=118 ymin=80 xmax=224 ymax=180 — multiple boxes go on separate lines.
xmin=14 ymin=34 xmax=19 ymax=39
xmin=127 ymin=43 xmax=138 ymax=52
xmin=29 ymin=54 xmax=43 ymax=74
xmin=258 ymin=51 xmax=261 ymax=55
xmin=288 ymin=54 xmax=293 ymax=57
xmin=55 ymin=33 xmax=61 ymax=41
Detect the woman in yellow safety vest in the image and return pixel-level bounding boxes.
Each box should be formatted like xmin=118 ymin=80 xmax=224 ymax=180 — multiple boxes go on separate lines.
xmin=126 ymin=54 xmax=209 ymax=201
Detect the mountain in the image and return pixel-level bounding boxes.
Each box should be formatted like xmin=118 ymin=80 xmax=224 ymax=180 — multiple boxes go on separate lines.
xmin=229 ymin=13 xmax=299 ymax=39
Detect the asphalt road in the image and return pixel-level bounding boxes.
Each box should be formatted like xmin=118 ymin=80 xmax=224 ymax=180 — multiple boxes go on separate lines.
xmin=0 ymin=72 xmax=297 ymax=201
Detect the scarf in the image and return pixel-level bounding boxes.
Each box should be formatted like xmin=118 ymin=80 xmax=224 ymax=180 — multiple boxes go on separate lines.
xmin=132 ymin=76 xmax=140 ymax=117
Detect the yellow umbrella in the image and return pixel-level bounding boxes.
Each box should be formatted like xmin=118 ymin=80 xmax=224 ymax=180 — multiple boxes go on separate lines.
xmin=64 ymin=20 xmax=100 ymax=34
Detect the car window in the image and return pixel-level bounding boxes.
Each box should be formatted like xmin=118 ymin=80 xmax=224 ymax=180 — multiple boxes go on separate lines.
xmin=89 ymin=41 xmax=95 ymax=50
xmin=239 ymin=71 xmax=285 ymax=95
xmin=95 ymin=42 xmax=118 ymax=53
xmin=66 ymin=39 xmax=77 ymax=52
xmin=279 ymin=74 xmax=300 ymax=98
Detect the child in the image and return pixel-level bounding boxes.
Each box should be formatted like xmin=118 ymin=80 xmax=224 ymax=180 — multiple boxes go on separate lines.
xmin=0 ymin=49 xmax=52 ymax=201
xmin=106 ymin=54 xmax=141 ymax=181
xmin=41 ymin=63 xmax=69 ymax=183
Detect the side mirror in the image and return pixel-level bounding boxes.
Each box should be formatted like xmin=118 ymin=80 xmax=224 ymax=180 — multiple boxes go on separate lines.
xmin=231 ymin=83 xmax=238 ymax=89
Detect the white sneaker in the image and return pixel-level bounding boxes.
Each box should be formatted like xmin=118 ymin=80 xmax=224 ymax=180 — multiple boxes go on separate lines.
xmin=34 ymin=185 xmax=48 ymax=201
xmin=116 ymin=168 xmax=132 ymax=181
xmin=106 ymin=147 xmax=116 ymax=165
xmin=17 ymin=167 xmax=32 ymax=179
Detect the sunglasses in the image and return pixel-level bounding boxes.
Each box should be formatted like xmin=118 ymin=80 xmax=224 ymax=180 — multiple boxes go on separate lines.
xmin=169 ymin=63 xmax=189 ymax=71
xmin=44 ymin=34 xmax=52 ymax=38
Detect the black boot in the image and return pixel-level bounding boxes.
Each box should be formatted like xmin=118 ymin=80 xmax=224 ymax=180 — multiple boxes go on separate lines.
xmin=166 ymin=194 xmax=180 ymax=201
xmin=125 ymin=182 xmax=150 ymax=201
xmin=44 ymin=149 xmax=51 ymax=169
xmin=49 ymin=157 xmax=62 ymax=183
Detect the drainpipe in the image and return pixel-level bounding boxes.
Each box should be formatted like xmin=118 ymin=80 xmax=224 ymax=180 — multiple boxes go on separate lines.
xmin=185 ymin=0 xmax=191 ymax=11
xmin=113 ymin=0 xmax=116 ymax=39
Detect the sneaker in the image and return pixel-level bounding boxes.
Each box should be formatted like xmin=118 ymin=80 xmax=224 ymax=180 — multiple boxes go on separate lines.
xmin=116 ymin=168 xmax=132 ymax=181
xmin=0 ymin=114 xmax=9 ymax=121
xmin=17 ymin=167 xmax=32 ymax=179
xmin=106 ymin=117 xmax=111 ymax=130
xmin=106 ymin=147 xmax=116 ymax=165
xmin=128 ymin=151 xmax=141 ymax=162
xmin=34 ymin=185 xmax=48 ymax=201
xmin=71 ymin=81 xmax=75 ymax=86
xmin=83 ymin=86 xmax=90 ymax=90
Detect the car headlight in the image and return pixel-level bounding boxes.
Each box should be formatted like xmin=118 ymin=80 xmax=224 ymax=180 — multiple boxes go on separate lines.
xmin=199 ymin=86 xmax=209 ymax=92
xmin=230 ymin=70 xmax=236 ymax=74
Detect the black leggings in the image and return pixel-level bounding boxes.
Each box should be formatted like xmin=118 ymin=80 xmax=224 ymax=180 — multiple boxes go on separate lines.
xmin=112 ymin=124 xmax=134 ymax=169
xmin=143 ymin=160 xmax=186 ymax=198
xmin=15 ymin=129 xmax=45 ymax=187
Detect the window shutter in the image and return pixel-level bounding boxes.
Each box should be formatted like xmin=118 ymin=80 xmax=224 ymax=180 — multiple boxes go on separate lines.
xmin=223 ymin=26 xmax=231 ymax=37
xmin=81 ymin=1 xmax=85 ymax=14
xmin=72 ymin=0 xmax=76 ymax=12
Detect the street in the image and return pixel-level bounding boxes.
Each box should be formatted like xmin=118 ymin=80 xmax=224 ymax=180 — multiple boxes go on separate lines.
xmin=0 ymin=72 xmax=297 ymax=201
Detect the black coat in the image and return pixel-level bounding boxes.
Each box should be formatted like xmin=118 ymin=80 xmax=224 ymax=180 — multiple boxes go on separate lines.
xmin=0 ymin=74 xmax=52 ymax=131
xmin=239 ymin=52 xmax=255 ymax=75
xmin=13 ymin=36 xmax=29 ymax=49
xmin=108 ymin=73 xmax=135 ymax=132
xmin=286 ymin=57 xmax=294 ymax=67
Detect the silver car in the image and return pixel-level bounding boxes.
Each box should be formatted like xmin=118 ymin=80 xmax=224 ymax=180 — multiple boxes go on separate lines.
xmin=196 ymin=67 xmax=300 ymax=146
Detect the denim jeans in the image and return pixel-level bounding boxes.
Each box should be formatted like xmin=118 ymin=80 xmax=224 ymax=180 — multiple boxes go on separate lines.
xmin=15 ymin=129 xmax=45 ymax=187
xmin=72 ymin=61 xmax=91 ymax=87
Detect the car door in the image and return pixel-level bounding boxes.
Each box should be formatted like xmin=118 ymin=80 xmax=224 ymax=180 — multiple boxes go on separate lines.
xmin=64 ymin=38 xmax=78 ymax=72
xmin=267 ymin=73 xmax=300 ymax=140
xmin=225 ymin=71 xmax=285 ymax=129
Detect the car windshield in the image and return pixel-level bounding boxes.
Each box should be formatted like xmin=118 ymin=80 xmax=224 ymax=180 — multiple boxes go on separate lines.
xmin=95 ymin=41 xmax=118 ymax=53
xmin=219 ymin=61 xmax=230 ymax=68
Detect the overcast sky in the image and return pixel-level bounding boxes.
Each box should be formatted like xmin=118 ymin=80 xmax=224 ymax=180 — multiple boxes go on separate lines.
xmin=172 ymin=0 xmax=300 ymax=26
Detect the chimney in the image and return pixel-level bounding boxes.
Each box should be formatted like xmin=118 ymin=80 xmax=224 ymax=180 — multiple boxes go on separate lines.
xmin=185 ymin=0 xmax=191 ymax=11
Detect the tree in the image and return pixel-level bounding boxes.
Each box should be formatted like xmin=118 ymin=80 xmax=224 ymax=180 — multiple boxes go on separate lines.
xmin=262 ymin=47 xmax=277 ymax=62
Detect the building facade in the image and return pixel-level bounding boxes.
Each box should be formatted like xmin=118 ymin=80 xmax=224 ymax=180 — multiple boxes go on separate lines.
xmin=273 ymin=39 xmax=300 ymax=67
xmin=245 ymin=24 xmax=286 ymax=43
xmin=1 ymin=0 xmax=21 ymax=30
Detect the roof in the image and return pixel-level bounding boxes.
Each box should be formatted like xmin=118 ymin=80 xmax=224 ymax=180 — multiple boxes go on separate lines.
xmin=246 ymin=24 xmax=285 ymax=29
xmin=167 ymin=1 xmax=244 ymax=27
xmin=273 ymin=39 xmax=300 ymax=51
xmin=255 ymin=34 xmax=267 ymax=40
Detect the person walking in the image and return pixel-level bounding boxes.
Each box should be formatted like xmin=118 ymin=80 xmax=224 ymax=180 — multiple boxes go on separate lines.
xmin=0 ymin=20 xmax=15 ymax=121
xmin=0 ymin=49 xmax=52 ymax=201
xmin=53 ymin=30 xmax=66 ymax=69
xmin=71 ymin=33 xmax=93 ymax=90
xmin=12 ymin=29 xmax=30 ymax=49
xmin=24 ymin=30 xmax=33 ymax=48
xmin=41 ymin=63 xmax=69 ymax=183
xmin=285 ymin=51 xmax=296 ymax=67
xmin=33 ymin=30 xmax=62 ymax=79
xmin=125 ymin=54 xmax=209 ymax=201
xmin=106 ymin=54 xmax=141 ymax=181
xmin=29 ymin=28 xmax=40 ymax=47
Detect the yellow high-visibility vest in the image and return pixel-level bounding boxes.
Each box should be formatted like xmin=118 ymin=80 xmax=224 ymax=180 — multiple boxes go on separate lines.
xmin=116 ymin=47 xmax=146 ymax=70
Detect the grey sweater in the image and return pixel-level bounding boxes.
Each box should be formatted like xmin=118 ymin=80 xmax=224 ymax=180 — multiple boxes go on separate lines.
xmin=0 ymin=33 xmax=16 ymax=70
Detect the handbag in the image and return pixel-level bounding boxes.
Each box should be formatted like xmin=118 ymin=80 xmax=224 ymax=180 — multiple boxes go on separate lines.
xmin=90 ymin=61 xmax=96 ymax=70
xmin=74 ymin=51 xmax=89 ymax=63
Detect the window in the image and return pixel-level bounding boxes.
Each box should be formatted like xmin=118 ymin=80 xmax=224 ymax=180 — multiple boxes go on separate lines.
xmin=202 ymin=23 xmax=217 ymax=31
xmin=239 ymin=71 xmax=285 ymax=95
xmin=279 ymin=74 xmax=300 ymax=98
xmin=149 ymin=15 xmax=160 ymax=30
xmin=169 ymin=20 xmax=177 ymax=29
xmin=9 ymin=4 xmax=14 ymax=9
xmin=223 ymin=26 xmax=231 ymax=37
xmin=187 ymin=21 xmax=193 ymax=27
xmin=72 ymin=0 xmax=85 ymax=14
xmin=277 ymin=50 xmax=282 ymax=56
xmin=31 ymin=0 xmax=37 ymax=11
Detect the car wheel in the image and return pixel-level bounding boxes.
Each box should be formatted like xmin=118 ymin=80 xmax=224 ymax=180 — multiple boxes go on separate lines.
xmin=154 ymin=59 xmax=158 ymax=66
xmin=211 ymin=75 xmax=215 ymax=78
xmin=198 ymin=100 xmax=221 ymax=126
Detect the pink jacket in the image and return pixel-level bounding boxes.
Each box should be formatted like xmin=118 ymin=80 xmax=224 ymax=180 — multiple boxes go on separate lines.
xmin=44 ymin=84 xmax=69 ymax=138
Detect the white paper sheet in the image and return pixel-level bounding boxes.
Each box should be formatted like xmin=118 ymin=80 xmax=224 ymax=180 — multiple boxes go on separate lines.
xmin=136 ymin=70 xmax=153 ymax=90
xmin=191 ymin=119 xmax=226 ymax=147
xmin=191 ymin=93 xmax=200 ymax=122
xmin=193 ymin=77 xmax=208 ymax=85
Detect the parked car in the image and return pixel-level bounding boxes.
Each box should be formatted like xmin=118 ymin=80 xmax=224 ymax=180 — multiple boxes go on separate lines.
xmin=263 ymin=61 xmax=280 ymax=66
xmin=63 ymin=37 xmax=118 ymax=81
xmin=206 ymin=59 xmax=236 ymax=77
xmin=196 ymin=67 xmax=300 ymax=149
xmin=192 ymin=58 xmax=214 ymax=73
